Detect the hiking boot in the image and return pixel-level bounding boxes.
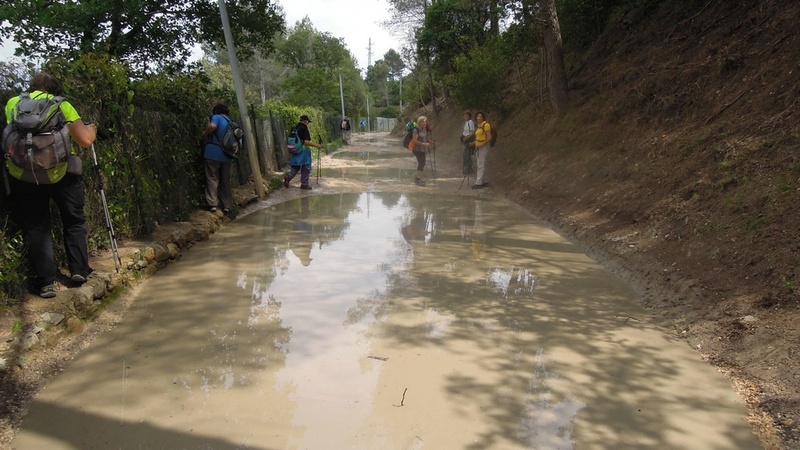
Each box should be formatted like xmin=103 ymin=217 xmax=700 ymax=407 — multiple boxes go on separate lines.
xmin=471 ymin=183 xmax=487 ymax=189
xmin=71 ymin=273 xmax=87 ymax=283
xmin=300 ymin=185 xmax=313 ymax=190
xmin=283 ymin=175 xmax=290 ymax=188
xmin=210 ymin=206 xmax=217 ymax=212
xmin=414 ymin=178 xmax=426 ymax=186
xmin=223 ymin=208 xmax=230 ymax=214
xmin=39 ymin=283 xmax=57 ymax=299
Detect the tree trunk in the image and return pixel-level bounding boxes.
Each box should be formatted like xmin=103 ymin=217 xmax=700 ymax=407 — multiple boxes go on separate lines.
xmin=539 ymin=0 xmax=569 ymax=114
xmin=426 ymin=56 xmax=439 ymax=118
xmin=490 ymin=0 xmax=500 ymax=35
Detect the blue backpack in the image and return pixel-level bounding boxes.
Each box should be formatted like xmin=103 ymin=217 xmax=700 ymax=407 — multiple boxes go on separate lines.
xmin=287 ymin=127 xmax=302 ymax=155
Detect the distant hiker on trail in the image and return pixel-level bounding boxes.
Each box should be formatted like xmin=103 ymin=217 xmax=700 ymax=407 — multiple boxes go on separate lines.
xmin=201 ymin=102 xmax=234 ymax=213
xmin=461 ymin=111 xmax=476 ymax=175
xmin=410 ymin=115 xmax=434 ymax=186
xmin=3 ymin=72 xmax=98 ymax=298
xmin=359 ymin=117 xmax=366 ymax=132
xmin=284 ymin=114 xmax=323 ymax=190
xmin=470 ymin=111 xmax=492 ymax=189
xmin=341 ymin=116 xmax=351 ymax=144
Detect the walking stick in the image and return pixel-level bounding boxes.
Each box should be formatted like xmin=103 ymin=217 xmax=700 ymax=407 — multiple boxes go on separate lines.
xmin=316 ymin=134 xmax=322 ymax=185
xmin=90 ymin=142 xmax=122 ymax=273
xmin=459 ymin=145 xmax=474 ymax=191
xmin=459 ymin=172 xmax=468 ymax=191
xmin=432 ymin=141 xmax=437 ymax=180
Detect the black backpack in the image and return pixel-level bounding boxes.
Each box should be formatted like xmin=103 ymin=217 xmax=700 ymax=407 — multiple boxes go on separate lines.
xmin=2 ymin=93 xmax=71 ymax=184
xmin=483 ymin=123 xmax=498 ymax=147
xmin=402 ymin=128 xmax=414 ymax=150
xmin=216 ymin=115 xmax=243 ymax=159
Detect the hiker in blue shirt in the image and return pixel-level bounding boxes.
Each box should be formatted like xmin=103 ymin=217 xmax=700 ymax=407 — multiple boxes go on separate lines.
xmin=200 ymin=103 xmax=234 ymax=213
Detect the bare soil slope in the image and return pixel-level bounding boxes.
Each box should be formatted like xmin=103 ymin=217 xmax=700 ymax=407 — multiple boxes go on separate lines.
xmin=443 ymin=1 xmax=798 ymax=448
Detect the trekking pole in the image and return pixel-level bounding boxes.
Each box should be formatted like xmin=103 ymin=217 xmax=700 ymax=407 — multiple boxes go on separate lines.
xmin=316 ymin=134 xmax=322 ymax=185
xmin=90 ymin=142 xmax=122 ymax=273
xmin=432 ymin=141 xmax=437 ymax=180
xmin=459 ymin=172 xmax=468 ymax=191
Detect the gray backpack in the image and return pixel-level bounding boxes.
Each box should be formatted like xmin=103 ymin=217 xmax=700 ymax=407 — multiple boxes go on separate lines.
xmin=3 ymin=93 xmax=71 ymax=183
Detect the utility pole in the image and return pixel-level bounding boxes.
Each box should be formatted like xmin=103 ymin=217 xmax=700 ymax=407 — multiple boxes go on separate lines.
xmin=399 ymin=76 xmax=403 ymax=112
xmin=217 ymin=0 xmax=265 ymax=198
xmin=367 ymin=38 xmax=373 ymax=69
xmin=339 ymin=74 xmax=345 ymax=118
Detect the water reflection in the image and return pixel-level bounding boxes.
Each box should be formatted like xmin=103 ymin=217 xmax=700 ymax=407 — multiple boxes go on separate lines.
xmin=321 ymin=166 xmax=417 ymax=180
xmin=518 ymin=348 xmax=586 ymax=448
xmin=240 ymin=193 xmax=558 ymax=447
xmin=11 ymin=192 xmax=759 ymax=449
xmin=331 ymin=150 xmax=409 ymax=160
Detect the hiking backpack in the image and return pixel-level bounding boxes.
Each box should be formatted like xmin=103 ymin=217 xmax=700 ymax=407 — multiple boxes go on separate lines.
xmin=217 ymin=115 xmax=244 ymax=159
xmin=482 ymin=123 xmax=498 ymax=147
xmin=2 ymin=93 xmax=71 ymax=184
xmin=402 ymin=128 xmax=415 ymax=150
xmin=287 ymin=127 xmax=302 ymax=155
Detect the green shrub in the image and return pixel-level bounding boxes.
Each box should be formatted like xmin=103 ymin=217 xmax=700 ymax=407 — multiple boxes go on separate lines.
xmin=444 ymin=39 xmax=509 ymax=112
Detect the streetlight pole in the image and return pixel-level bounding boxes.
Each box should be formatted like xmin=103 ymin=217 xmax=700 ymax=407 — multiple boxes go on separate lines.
xmin=339 ymin=74 xmax=346 ymax=118
xmin=217 ymin=0 xmax=265 ymax=198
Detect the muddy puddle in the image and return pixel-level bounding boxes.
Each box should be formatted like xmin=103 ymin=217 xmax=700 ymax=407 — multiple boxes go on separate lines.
xmin=11 ymin=190 xmax=759 ymax=449
xmin=321 ymin=166 xmax=417 ymax=181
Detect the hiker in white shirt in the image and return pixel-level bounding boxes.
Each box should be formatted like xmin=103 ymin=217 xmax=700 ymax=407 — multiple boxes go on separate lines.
xmin=461 ymin=111 xmax=476 ymax=174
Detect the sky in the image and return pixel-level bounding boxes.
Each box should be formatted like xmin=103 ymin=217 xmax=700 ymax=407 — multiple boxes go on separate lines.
xmin=1 ymin=1 xmax=401 ymax=72
xmin=278 ymin=0 xmax=400 ymax=71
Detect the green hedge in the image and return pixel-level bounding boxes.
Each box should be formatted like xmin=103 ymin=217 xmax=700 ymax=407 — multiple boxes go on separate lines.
xmin=0 ymin=54 xmax=222 ymax=304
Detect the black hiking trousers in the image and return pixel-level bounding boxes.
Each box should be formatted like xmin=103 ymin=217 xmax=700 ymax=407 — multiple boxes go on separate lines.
xmin=10 ymin=173 xmax=92 ymax=289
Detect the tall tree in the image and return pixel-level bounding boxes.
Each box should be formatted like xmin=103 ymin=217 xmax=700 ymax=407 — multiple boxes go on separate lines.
xmin=540 ymin=0 xmax=569 ymax=114
xmin=277 ymin=18 xmax=366 ymax=114
xmin=0 ymin=0 xmax=285 ymax=73
xmin=383 ymin=49 xmax=405 ymax=80
xmin=366 ymin=61 xmax=391 ymax=107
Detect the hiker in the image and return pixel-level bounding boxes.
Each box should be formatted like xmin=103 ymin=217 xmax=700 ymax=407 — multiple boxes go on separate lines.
xmin=471 ymin=111 xmax=492 ymax=189
xmin=410 ymin=116 xmax=434 ymax=186
xmin=359 ymin=117 xmax=366 ymax=132
xmin=3 ymin=72 xmax=97 ymax=298
xmin=201 ymin=102 xmax=234 ymax=213
xmin=461 ymin=111 xmax=476 ymax=175
xmin=284 ymin=114 xmax=323 ymax=190
xmin=341 ymin=116 xmax=351 ymax=144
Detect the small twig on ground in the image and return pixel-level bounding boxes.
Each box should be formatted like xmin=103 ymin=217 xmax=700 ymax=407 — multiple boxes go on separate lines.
xmin=367 ymin=355 xmax=388 ymax=361
xmin=704 ymin=89 xmax=747 ymax=125
xmin=393 ymin=388 xmax=408 ymax=407
xmin=616 ymin=315 xmax=641 ymax=325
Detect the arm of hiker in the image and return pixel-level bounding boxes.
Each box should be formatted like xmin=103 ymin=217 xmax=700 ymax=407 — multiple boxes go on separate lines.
xmin=201 ymin=122 xmax=217 ymax=138
xmin=483 ymin=129 xmax=492 ymax=148
xmin=69 ymin=121 xmax=97 ymax=148
xmin=303 ymin=139 xmax=322 ymax=149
